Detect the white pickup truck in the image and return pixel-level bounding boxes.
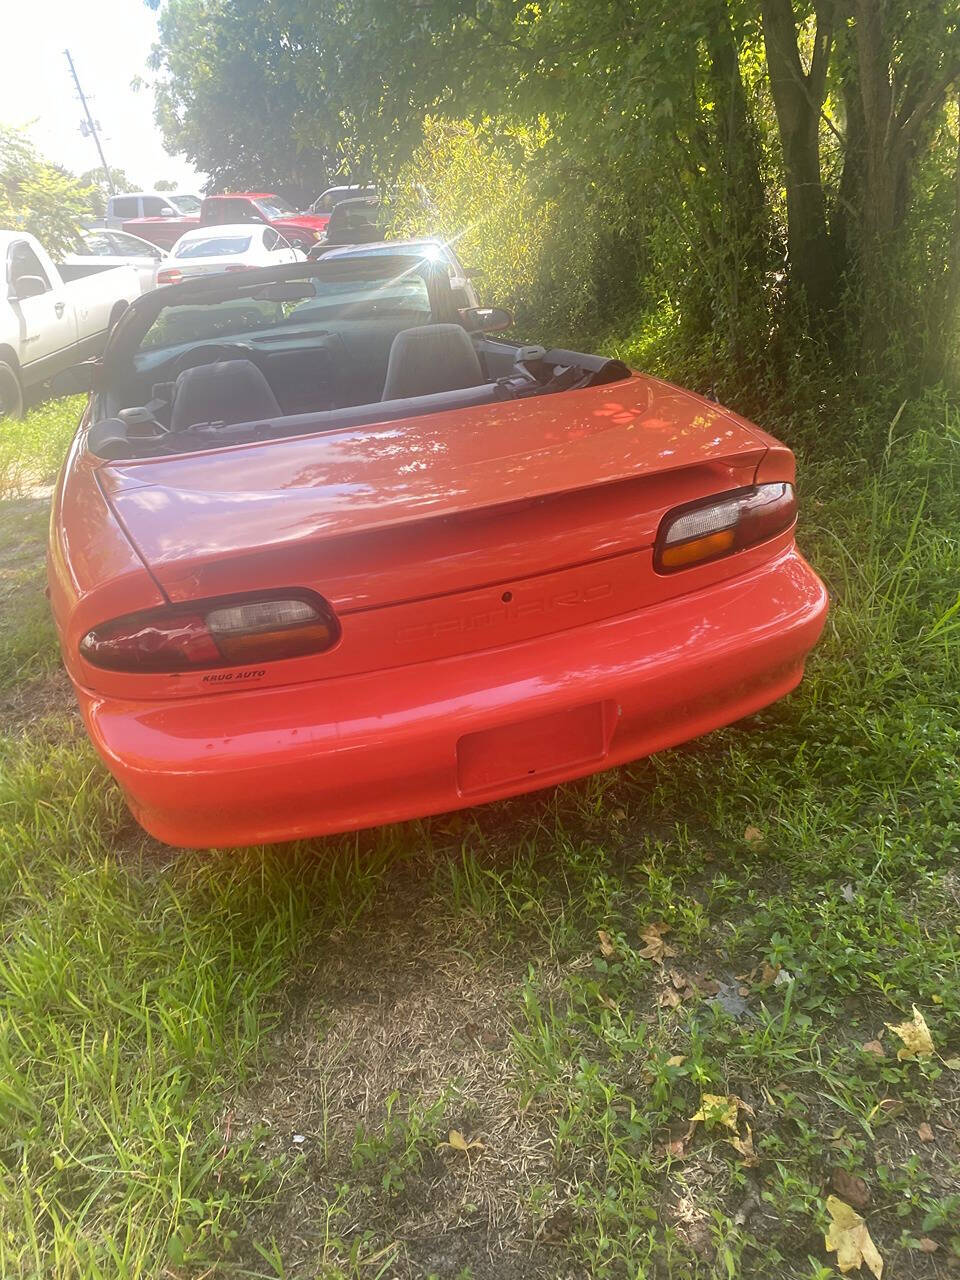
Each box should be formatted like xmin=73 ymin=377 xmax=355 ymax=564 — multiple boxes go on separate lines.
xmin=0 ymin=230 xmax=141 ymax=420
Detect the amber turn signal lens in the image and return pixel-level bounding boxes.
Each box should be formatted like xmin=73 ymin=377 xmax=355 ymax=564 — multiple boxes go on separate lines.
xmin=659 ymin=528 xmax=736 ymax=568
xmin=655 ymin=483 xmax=796 ymax=573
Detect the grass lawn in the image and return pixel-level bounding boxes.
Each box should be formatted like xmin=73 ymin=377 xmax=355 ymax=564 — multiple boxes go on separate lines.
xmin=0 ymin=390 xmax=957 ymax=1279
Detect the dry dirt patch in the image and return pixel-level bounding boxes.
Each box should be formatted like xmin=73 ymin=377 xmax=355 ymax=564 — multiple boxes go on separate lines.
xmin=226 ymin=863 xmax=582 ymax=1277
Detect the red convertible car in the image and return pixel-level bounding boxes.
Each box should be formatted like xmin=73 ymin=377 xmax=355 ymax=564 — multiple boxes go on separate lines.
xmin=47 ymin=242 xmax=828 ymax=848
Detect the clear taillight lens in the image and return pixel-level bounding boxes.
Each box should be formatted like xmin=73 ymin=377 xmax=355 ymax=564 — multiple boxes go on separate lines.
xmin=80 ymin=592 xmax=340 ymax=672
xmin=655 ymin=483 xmax=796 ymax=572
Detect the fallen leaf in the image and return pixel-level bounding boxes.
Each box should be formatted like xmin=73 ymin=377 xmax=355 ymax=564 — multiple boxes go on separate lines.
xmin=695 ymin=976 xmax=721 ymax=996
xmin=918 ymin=1237 xmax=939 ymax=1253
xmin=743 ymin=825 xmax=764 ymax=844
xmin=885 ymin=1005 xmax=934 ymax=1060
xmin=917 ymin=1122 xmax=934 ymax=1143
xmin=610 ymin=808 xmax=627 ymax=823
xmin=942 ymin=1056 xmax=960 ymax=1070
xmin=598 ymin=993 xmax=618 ymax=1011
xmin=773 ymin=968 xmax=794 ymax=987
xmin=664 ymin=1138 xmax=686 ymax=1158
xmin=669 ymin=968 xmax=688 ymax=990
xmin=690 ymin=1094 xmax=739 ymax=1131
xmin=861 ymin=1040 xmax=886 ymax=1059
xmin=841 ymin=882 xmax=856 ymax=904
xmin=443 ymin=1129 xmax=484 ymax=1154
xmin=830 ymin=1168 xmax=871 ymax=1210
xmin=658 ymin=986 xmax=682 ymax=1009
xmin=729 ymin=1125 xmax=759 ymax=1167
xmin=738 ymin=985 xmax=750 ymax=997
xmin=666 ymin=1054 xmax=686 ymax=1067
xmin=760 ymin=962 xmax=780 ymax=986
xmin=597 ymin=929 xmax=616 ymax=958
xmin=639 ymin=924 xmax=678 ymax=964
xmin=824 ymin=1196 xmax=884 ymax=1278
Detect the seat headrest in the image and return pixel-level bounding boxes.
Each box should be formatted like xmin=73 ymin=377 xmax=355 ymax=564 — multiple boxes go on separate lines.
xmin=381 ymin=324 xmax=484 ymax=401
xmin=170 ymin=359 xmax=281 ymax=431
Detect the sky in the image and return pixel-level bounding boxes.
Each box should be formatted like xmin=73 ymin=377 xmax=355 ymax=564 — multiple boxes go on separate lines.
xmin=0 ymin=0 xmax=205 ymax=193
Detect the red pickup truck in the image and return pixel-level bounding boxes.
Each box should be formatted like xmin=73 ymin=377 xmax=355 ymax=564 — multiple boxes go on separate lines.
xmin=121 ymin=193 xmax=330 ymax=251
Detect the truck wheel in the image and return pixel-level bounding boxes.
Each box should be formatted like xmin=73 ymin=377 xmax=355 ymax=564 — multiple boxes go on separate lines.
xmin=0 ymin=361 xmax=24 ymax=421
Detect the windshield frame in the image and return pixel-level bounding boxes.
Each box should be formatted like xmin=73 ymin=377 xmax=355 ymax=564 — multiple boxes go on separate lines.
xmin=253 ymin=195 xmax=298 ymax=219
xmin=105 ymin=253 xmax=459 ymax=374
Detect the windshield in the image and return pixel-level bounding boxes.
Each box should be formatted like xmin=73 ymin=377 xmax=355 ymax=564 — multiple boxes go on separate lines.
xmin=176 ymin=235 xmax=252 ymax=259
xmin=137 ymin=258 xmax=435 ymax=353
xmin=254 ymin=196 xmax=297 ymax=218
xmin=173 ymin=194 xmax=201 ymax=214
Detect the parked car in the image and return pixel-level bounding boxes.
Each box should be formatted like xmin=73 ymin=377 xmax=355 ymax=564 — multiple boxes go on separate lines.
xmin=314 ymin=196 xmax=385 ymax=247
xmin=156 ymin=223 xmax=305 ymax=284
xmin=119 ymin=193 xmax=330 ymax=252
xmin=47 ymin=244 xmax=827 ymax=848
xmin=101 ymin=191 xmax=201 ymax=224
xmin=61 ymin=229 xmax=166 ymax=293
xmin=0 ymin=230 xmax=141 ymax=419
xmin=310 ymin=238 xmax=479 ymax=310
xmin=309 ymin=184 xmax=377 ymax=215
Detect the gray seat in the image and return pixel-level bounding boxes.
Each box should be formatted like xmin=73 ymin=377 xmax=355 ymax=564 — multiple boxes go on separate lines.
xmin=170 ymin=360 xmax=281 ymax=431
xmin=381 ymin=324 xmax=484 ymax=401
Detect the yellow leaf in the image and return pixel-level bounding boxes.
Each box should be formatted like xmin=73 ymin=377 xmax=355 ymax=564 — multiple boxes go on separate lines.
xmin=728 ymin=1124 xmax=759 ymax=1167
xmin=884 ymin=1006 xmax=934 ymax=1060
xmin=690 ymin=1094 xmax=739 ymax=1131
xmin=743 ymin=825 xmax=764 ymax=844
xmin=941 ymin=1056 xmax=960 ymax=1070
xmin=597 ymin=929 xmax=616 ymax=958
xmin=666 ymin=1054 xmax=686 ymax=1067
xmin=444 ymin=1129 xmax=484 ymax=1154
xmin=824 ymin=1196 xmax=883 ymax=1278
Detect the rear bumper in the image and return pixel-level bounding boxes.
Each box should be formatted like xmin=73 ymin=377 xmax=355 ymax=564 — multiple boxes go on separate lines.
xmin=76 ymin=547 xmax=828 ymax=848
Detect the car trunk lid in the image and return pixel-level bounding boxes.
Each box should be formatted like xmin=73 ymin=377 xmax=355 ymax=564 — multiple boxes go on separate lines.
xmin=97 ymin=374 xmax=769 ymax=680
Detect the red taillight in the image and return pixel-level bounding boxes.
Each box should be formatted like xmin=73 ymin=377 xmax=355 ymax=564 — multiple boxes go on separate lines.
xmin=156 ymin=267 xmax=183 ymax=285
xmin=80 ymin=592 xmax=340 ymax=672
xmin=654 ymin=483 xmax=796 ymax=573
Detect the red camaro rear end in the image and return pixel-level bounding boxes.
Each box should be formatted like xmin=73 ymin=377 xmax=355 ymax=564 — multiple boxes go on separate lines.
xmin=48 ymin=245 xmax=827 ymax=848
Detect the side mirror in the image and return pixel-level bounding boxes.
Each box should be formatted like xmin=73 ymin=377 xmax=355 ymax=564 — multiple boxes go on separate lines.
xmin=10 ymin=275 xmax=48 ymax=300
xmin=49 ymin=361 xmax=100 ymax=396
xmin=458 ymin=306 xmax=513 ymax=333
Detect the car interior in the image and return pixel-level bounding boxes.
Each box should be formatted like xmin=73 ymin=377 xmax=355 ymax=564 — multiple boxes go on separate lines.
xmin=85 ymin=258 xmax=631 ymax=460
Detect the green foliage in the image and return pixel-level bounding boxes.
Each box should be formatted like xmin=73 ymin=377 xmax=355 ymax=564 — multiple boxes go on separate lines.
xmin=148 ymin=0 xmax=960 ymax=397
xmin=1 ymin=386 xmax=958 ymax=1274
xmin=0 ymin=126 xmax=95 ymax=257
xmin=149 ymin=0 xmax=335 ymax=205
xmin=78 ymin=166 xmax=141 ymax=219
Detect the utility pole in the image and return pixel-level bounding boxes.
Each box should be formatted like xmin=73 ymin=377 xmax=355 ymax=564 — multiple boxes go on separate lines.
xmin=64 ymin=48 xmax=114 ymax=194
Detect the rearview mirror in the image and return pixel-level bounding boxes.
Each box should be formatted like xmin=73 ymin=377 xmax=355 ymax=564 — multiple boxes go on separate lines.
xmin=458 ymin=306 xmax=513 ymax=333
xmin=10 ymin=275 xmax=48 ymax=300
xmin=49 ymin=361 xmax=99 ymax=396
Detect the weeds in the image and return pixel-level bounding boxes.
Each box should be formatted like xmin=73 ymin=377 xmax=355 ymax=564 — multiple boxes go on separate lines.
xmin=0 ymin=392 xmax=957 ymax=1276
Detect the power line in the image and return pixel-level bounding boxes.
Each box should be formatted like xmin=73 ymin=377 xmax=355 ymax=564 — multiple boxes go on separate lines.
xmin=64 ymin=48 xmax=114 ymax=193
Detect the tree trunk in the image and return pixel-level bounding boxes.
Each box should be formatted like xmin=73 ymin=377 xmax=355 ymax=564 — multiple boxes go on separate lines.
xmin=853 ymin=0 xmax=960 ymax=372
xmin=762 ymin=0 xmax=837 ymax=315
